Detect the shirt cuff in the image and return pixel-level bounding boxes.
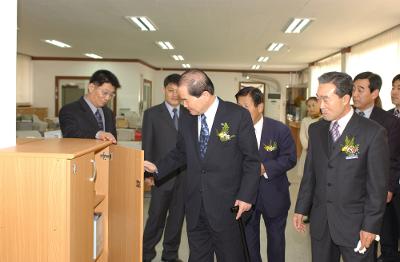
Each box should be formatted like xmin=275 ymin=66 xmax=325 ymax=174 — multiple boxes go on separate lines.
xmin=263 ymin=172 xmax=268 ymax=179
xmin=95 ymin=131 xmax=101 ymax=139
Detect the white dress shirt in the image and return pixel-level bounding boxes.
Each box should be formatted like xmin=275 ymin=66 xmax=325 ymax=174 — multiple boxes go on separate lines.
xmin=254 ymin=117 xmax=268 ymax=179
xmin=198 ymin=97 xmax=219 ymax=139
xmin=331 ymin=107 xmax=354 ymax=136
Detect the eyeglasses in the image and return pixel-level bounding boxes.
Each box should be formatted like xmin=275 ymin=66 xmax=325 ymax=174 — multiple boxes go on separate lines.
xmin=97 ymin=88 xmax=115 ymax=99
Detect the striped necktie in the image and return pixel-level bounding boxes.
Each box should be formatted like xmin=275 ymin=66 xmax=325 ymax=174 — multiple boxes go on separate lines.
xmin=329 ymin=121 xmax=340 ymax=142
xmin=94 ymin=109 xmax=104 ymax=130
xmin=199 ymin=114 xmax=209 ymax=158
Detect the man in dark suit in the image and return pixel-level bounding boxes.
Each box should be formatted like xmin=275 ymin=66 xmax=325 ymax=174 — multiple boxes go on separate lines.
xmin=142 ymin=74 xmax=186 ymax=262
xmin=144 ymin=69 xmax=260 ymax=262
xmin=389 ymin=74 xmax=400 ymax=118
xmin=293 ymin=71 xmax=390 ymax=262
xmin=353 ymin=72 xmax=400 ymax=262
xmin=59 ymin=69 xmax=119 ymax=143
xmin=235 ymin=86 xmax=297 ymax=262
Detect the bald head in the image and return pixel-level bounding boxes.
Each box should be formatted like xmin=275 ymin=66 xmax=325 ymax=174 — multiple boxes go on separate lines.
xmin=179 ymin=69 xmax=214 ymax=97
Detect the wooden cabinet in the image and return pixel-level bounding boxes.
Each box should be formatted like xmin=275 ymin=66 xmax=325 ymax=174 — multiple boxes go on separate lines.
xmin=0 ymin=138 xmax=143 ymax=262
xmin=287 ymin=120 xmax=302 ymax=158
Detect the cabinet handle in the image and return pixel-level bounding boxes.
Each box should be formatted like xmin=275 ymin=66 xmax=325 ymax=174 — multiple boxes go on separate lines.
xmin=89 ymin=159 xmax=97 ymax=182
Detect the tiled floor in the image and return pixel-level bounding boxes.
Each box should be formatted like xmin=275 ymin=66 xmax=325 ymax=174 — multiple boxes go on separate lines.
xmin=143 ymin=165 xmax=312 ymax=261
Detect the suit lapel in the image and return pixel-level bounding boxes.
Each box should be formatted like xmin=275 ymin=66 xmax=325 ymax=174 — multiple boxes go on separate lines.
xmin=259 ymin=117 xmax=269 ymax=153
xmin=202 ymin=99 xmax=226 ymax=162
xmin=319 ymin=120 xmax=330 ymax=158
xmin=159 ymin=103 xmax=176 ymax=131
xmin=190 ymin=113 xmax=201 ymax=161
xmin=79 ymin=97 xmax=99 ymax=129
xmin=329 ymin=113 xmax=360 ymax=160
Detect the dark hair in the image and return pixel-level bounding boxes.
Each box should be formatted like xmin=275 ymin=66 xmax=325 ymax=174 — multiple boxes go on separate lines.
xmin=354 ymin=71 xmax=382 ymax=92
xmin=179 ymin=69 xmax=214 ymax=97
xmin=90 ymin=69 xmax=120 ymax=88
xmin=318 ymin=71 xmax=353 ymax=98
xmin=306 ymin=96 xmax=318 ymax=104
xmin=235 ymin=86 xmax=264 ymax=106
xmin=164 ymin=74 xmax=180 ymax=87
xmin=392 ymin=74 xmax=400 ymax=85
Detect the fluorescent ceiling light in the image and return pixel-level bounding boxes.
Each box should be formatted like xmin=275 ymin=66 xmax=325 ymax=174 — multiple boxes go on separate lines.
xmin=251 ymin=65 xmax=260 ymax=70
xmin=44 ymin=39 xmax=71 ymax=48
xmin=182 ymin=64 xmax=191 ymax=68
xmin=172 ymin=55 xmax=184 ymax=61
xmin=84 ymin=53 xmax=103 ymax=59
xmin=156 ymin=41 xmax=174 ymax=50
xmin=126 ymin=16 xmax=157 ymax=31
xmin=284 ymin=18 xmax=312 ymax=34
xmin=267 ymin=42 xmax=284 ymax=52
xmin=257 ymin=56 xmax=269 ymax=63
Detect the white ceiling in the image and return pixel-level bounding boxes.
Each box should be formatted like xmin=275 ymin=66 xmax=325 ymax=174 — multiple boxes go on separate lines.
xmin=17 ymin=0 xmax=400 ymax=71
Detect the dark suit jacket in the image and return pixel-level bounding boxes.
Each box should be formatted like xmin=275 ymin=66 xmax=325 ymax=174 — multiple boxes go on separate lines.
xmin=388 ymin=108 xmax=395 ymax=115
xmin=155 ymin=98 xmax=260 ymax=231
xmin=257 ymin=117 xmax=297 ymax=217
xmin=59 ymin=96 xmax=117 ymax=139
xmin=295 ymin=113 xmax=389 ymax=247
xmin=142 ymin=103 xmax=187 ymax=188
xmin=370 ymin=106 xmax=400 ymax=192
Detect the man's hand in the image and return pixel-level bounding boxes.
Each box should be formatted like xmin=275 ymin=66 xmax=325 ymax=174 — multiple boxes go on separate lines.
xmin=144 ymin=160 xmax=158 ymax=173
xmin=145 ymin=177 xmax=155 ymax=187
xmin=359 ymin=230 xmax=376 ymax=250
xmin=387 ymin=191 xmax=393 ymax=203
xmin=260 ymin=163 xmax=265 ymax=176
xmin=97 ymin=131 xmax=117 ymax=144
xmin=234 ymin=200 xmax=251 ymax=220
xmin=293 ymin=213 xmax=306 ymax=233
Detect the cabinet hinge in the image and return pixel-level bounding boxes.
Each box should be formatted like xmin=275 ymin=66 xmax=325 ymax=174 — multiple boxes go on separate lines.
xmin=100 ymin=152 xmax=112 ymax=160
xmin=136 ymin=180 xmax=141 ymax=188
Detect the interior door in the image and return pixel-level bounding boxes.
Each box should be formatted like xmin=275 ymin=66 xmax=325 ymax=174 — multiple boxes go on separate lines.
xmin=108 ymin=145 xmax=144 ymax=262
xmin=69 ymin=152 xmax=95 ymax=262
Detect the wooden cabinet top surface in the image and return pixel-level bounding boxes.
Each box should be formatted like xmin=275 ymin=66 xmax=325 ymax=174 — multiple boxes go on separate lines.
xmin=0 ymin=138 xmax=112 ymax=159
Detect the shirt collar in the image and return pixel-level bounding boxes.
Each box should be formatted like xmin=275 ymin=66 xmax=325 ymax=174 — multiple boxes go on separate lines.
xmin=203 ymin=96 xmax=219 ymax=120
xmin=355 ymin=104 xmax=374 ymax=118
xmin=164 ymin=102 xmax=180 ymax=118
xmin=254 ymin=116 xmax=263 ymax=133
xmin=83 ymin=96 xmax=99 ymax=114
xmin=333 ymin=107 xmax=354 ymax=134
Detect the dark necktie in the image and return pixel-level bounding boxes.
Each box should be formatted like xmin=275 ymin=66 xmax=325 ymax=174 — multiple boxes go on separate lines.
xmin=199 ymin=114 xmax=209 ymax=158
xmin=394 ymin=109 xmax=400 ymax=118
xmin=357 ymin=111 xmax=365 ymax=117
xmin=94 ymin=109 xmax=104 ymax=130
xmin=172 ymin=108 xmax=179 ymax=131
xmin=329 ymin=121 xmax=340 ymax=142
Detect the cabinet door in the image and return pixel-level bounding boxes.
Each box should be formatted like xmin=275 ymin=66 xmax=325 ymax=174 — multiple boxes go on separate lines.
xmin=69 ymin=152 xmax=95 ymax=262
xmin=108 ymin=145 xmax=144 ymax=262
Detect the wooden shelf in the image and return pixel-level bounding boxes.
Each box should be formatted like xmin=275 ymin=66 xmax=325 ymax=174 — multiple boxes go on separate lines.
xmin=94 ymin=194 xmax=105 ymax=208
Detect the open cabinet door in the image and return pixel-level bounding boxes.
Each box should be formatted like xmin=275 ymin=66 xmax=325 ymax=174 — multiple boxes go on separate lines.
xmin=108 ymin=145 xmax=144 ymax=262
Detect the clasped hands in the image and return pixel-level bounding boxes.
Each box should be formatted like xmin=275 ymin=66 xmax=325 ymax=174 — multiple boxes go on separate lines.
xmin=293 ymin=213 xmax=378 ymax=253
xmin=143 ymin=160 xmax=251 ymax=219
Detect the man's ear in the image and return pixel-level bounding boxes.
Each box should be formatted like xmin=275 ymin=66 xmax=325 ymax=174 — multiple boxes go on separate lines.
xmin=371 ymin=89 xmax=380 ymax=100
xmin=343 ymin=94 xmax=351 ymax=105
xmin=88 ymin=83 xmax=95 ymax=93
xmin=257 ymin=103 xmax=264 ymax=114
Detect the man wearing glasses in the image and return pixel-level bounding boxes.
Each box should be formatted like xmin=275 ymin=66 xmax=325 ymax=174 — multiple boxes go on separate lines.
xmin=59 ymin=69 xmax=119 ymax=143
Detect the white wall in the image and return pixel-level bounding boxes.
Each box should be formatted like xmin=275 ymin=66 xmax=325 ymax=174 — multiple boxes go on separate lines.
xmin=28 ymin=59 xmax=292 ymax=121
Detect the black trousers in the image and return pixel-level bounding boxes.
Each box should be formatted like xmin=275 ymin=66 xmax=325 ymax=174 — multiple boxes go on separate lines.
xmin=311 ymin=223 xmax=375 ymax=262
xmin=143 ymin=175 xmax=185 ymax=261
xmin=187 ymin=201 xmax=245 ymax=262
xmin=378 ymin=193 xmax=400 ymax=259
xmin=245 ymin=209 xmax=288 ymax=262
